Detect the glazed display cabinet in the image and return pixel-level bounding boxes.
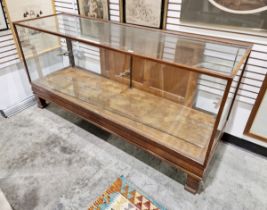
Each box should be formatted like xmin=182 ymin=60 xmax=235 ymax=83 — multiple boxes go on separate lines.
xmin=13 ymin=13 xmax=252 ymax=194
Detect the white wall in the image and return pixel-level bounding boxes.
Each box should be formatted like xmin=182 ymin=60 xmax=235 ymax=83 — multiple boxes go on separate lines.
xmin=0 ymin=63 xmax=32 ymax=110
xmin=0 ymin=25 xmax=19 ymax=69
xmin=226 ymin=101 xmax=267 ymax=147
xmin=0 ymin=2 xmax=31 ymax=111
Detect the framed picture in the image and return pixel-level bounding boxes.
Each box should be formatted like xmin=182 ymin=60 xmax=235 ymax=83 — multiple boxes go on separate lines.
xmin=4 ymin=0 xmax=55 ymax=22
xmin=209 ymin=0 xmax=267 ymax=14
xmin=122 ymin=0 xmax=165 ymax=29
xmin=4 ymin=0 xmax=58 ymax=58
xmin=0 ymin=1 xmax=8 ymax=31
xmin=180 ymin=0 xmax=267 ymax=34
xmin=244 ymin=74 xmax=267 ymax=142
xmin=77 ymin=0 xmax=110 ymax=20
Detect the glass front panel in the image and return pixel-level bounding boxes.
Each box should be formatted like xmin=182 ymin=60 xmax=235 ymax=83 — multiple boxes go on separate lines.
xmin=18 ymin=14 xmax=250 ymax=76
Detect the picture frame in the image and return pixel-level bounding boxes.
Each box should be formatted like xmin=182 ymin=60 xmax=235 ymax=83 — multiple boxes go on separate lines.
xmin=3 ymin=0 xmax=58 ymax=59
xmin=209 ymin=0 xmax=267 ymax=14
xmin=4 ymin=0 xmax=55 ymax=23
xmin=77 ymin=0 xmax=110 ymax=20
xmin=0 ymin=0 xmax=8 ymax=31
xmin=122 ymin=0 xmax=166 ymax=29
xmin=180 ymin=0 xmax=267 ymax=35
xmin=244 ymin=74 xmax=267 ymax=142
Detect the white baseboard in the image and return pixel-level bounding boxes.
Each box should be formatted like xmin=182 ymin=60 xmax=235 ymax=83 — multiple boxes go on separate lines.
xmin=0 ymin=189 xmax=13 ymax=210
xmin=1 ymin=96 xmax=36 ymax=118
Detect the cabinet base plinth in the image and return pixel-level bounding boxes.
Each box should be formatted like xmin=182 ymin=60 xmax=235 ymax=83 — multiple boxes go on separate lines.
xmin=36 ymin=96 xmax=47 ymax=109
xmin=184 ymin=175 xmax=201 ymax=194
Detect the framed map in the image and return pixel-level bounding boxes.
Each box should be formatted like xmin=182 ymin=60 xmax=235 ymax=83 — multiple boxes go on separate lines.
xmin=180 ymin=0 xmax=267 ymax=32
xmin=0 ymin=1 xmax=8 ymax=31
xmin=123 ymin=0 xmax=165 ymax=29
xmin=77 ymin=0 xmax=109 ymax=20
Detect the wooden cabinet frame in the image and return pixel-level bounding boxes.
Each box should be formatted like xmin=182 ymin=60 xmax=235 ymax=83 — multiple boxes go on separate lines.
xmin=13 ymin=13 xmax=252 ymax=194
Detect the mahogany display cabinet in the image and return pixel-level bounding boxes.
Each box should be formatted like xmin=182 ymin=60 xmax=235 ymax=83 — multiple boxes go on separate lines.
xmin=13 ymin=13 xmax=252 ymax=194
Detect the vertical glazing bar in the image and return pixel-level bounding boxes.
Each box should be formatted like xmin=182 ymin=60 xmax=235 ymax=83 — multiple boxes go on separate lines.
xmin=226 ymin=51 xmax=251 ymax=121
xmin=13 ymin=23 xmax=32 ymax=84
xmin=203 ymin=78 xmax=232 ymax=167
xmin=130 ymin=55 xmax=133 ymax=88
xmin=232 ymin=49 xmax=239 ymax=70
xmin=204 ymin=51 xmax=251 ymax=168
xmin=66 ymin=38 xmax=75 ymax=67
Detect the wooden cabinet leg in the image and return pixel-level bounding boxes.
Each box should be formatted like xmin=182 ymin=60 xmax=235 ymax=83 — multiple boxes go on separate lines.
xmin=36 ymin=96 xmax=47 ymax=109
xmin=184 ymin=175 xmax=201 ymax=194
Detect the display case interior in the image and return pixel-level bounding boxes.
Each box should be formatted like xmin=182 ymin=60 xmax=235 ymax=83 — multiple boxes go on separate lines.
xmin=14 ymin=13 xmax=252 ymax=193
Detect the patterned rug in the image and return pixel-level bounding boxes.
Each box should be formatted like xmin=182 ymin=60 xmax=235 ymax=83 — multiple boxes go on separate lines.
xmin=88 ymin=176 xmax=167 ymax=210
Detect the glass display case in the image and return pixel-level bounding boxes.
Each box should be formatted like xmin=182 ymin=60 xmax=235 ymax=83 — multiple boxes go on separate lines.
xmin=13 ymin=13 xmax=252 ymax=194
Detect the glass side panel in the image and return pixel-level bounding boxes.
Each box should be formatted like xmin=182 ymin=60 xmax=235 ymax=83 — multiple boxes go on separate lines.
xmin=16 ymin=25 xmax=69 ymax=81
xmin=18 ymin=14 xmax=250 ymax=76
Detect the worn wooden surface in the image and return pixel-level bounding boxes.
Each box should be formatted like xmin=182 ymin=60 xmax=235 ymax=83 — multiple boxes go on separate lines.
xmin=34 ymin=67 xmax=216 ymax=163
xmin=101 ymin=48 xmax=202 ymax=106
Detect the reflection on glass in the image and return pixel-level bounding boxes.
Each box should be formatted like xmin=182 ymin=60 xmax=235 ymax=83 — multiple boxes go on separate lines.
xmin=17 ymin=26 xmax=69 ymax=81
xmin=19 ymin=14 xmax=250 ymax=76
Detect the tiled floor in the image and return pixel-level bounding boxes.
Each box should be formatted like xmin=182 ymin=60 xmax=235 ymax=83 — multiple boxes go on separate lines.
xmin=0 ymin=105 xmax=266 ymax=210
